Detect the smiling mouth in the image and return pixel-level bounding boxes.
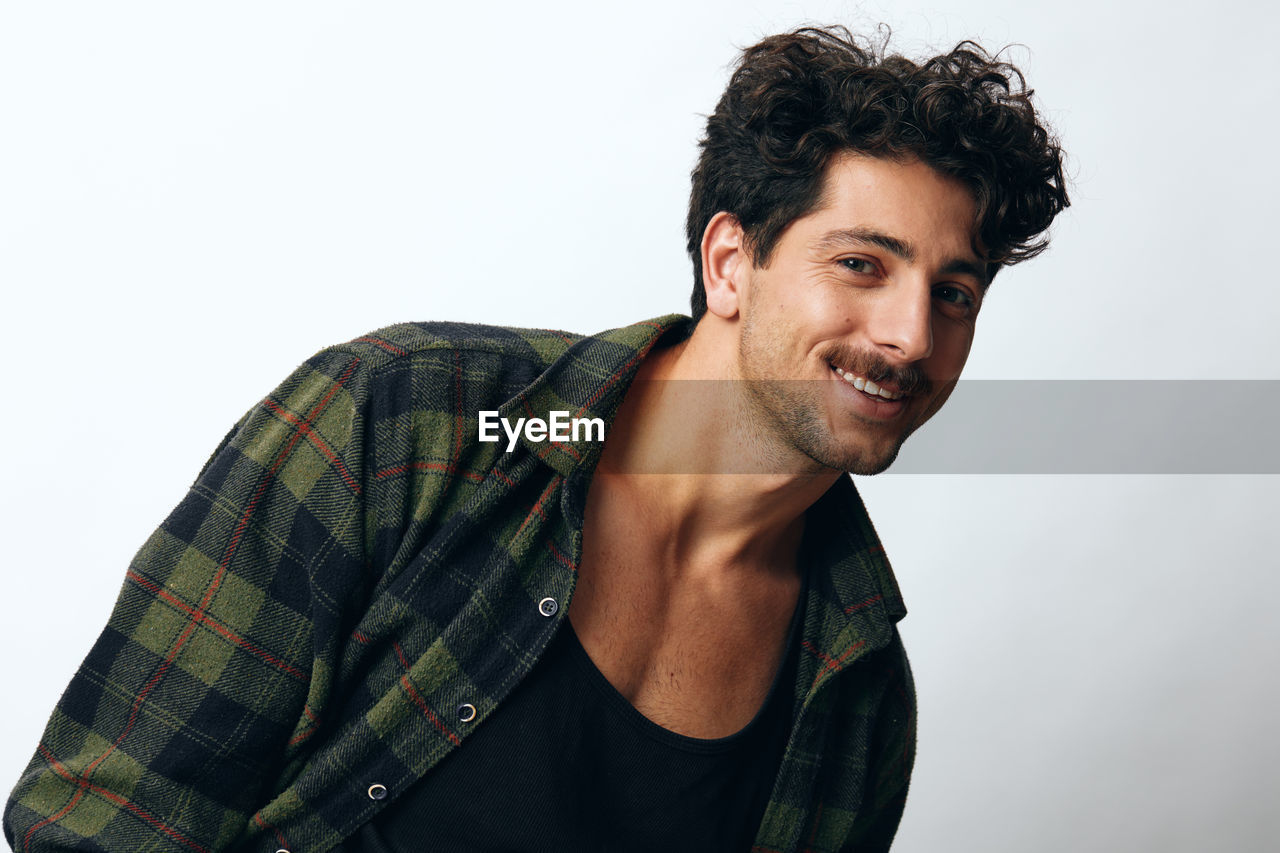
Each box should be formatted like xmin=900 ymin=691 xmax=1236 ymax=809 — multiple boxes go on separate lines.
xmin=830 ymin=364 xmax=906 ymax=401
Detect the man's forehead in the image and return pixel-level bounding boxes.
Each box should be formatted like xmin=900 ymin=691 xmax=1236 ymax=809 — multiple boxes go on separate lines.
xmin=813 ymin=152 xmax=979 ymax=228
xmin=799 ymin=154 xmax=988 ymax=274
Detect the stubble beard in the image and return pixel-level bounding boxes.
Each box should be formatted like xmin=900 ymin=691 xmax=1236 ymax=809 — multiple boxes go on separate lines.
xmin=736 ymin=315 xmax=916 ymax=477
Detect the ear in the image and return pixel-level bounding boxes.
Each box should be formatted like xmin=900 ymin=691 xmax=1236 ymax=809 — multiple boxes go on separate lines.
xmin=700 ymin=211 xmax=749 ymax=320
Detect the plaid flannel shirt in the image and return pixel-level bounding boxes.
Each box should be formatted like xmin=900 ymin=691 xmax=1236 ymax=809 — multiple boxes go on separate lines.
xmin=6 ymin=314 xmax=915 ymax=853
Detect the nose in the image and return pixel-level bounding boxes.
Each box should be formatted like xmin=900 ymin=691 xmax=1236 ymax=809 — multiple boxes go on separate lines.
xmin=867 ymin=279 xmax=933 ymax=363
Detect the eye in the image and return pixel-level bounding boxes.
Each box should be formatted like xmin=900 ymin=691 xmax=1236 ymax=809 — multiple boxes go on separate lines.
xmin=839 ymin=257 xmax=878 ymax=275
xmin=934 ymin=284 xmax=976 ymax=310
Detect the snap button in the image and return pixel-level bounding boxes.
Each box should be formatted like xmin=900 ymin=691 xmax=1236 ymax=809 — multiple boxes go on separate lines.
xmin=275 ymin=849 xmax=290 ymax=853
xmin=457 ymin=702 xmax=477 ymax=723
xmin=367 ymin=783 xmax=388 ymax=800
xmin=538 ymin=597 xmax=559 ymax=617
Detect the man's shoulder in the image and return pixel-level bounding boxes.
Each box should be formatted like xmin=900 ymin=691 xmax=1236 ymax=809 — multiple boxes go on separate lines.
xmin=312 ymin=319 xmax=590 ymax=375
xmin=279 ymin=315 xmax=692 ymax=436
xmin=301 ymin=314 xmax=693 ymax=392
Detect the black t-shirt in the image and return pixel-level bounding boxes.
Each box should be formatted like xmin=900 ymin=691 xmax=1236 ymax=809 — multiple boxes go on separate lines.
xmin=335 ymin=584 xmax=805 ymax=853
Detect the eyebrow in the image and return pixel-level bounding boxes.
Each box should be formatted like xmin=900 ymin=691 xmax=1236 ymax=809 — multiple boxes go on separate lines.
xmin=814 ymin=227 xmax=916 ymax=262
xmin=813 ymin=227 xmax=991 ymax=288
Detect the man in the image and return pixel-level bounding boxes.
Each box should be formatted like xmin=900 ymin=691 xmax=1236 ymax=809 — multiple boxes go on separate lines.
xmin=5 ymin=26 xmax=1067 ymax=853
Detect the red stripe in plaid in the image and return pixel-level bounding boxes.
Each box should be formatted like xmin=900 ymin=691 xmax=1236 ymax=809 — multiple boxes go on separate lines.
xmin=391 ymin=640 xmax=411 ymax=671
xmin=843 ymin=594 xmax=884 ymax=615
xmin=399 ymin=675 xmax=462 ymax=747
xmin=251 ymin=812 xmax=290 ymax=850
xmin=263 ymin=396 xmax=362 ymax=495
xmin=579 ymin=331 xmax=659 ymax=412
xmin=527 ymin=396 xmax=584 ymax=463
xmin=354 ymin=335 xmax=409 ymax=356
xmin=802 ymin=799 xmax=824 ymax=853
xmin=391 ymin=641 xmax=461 ymax=746
xmin=288 ymin=704 xmax=321 ymax=748
xmin=802 ymin=639 xmax=867 ymax=689
xmin=547 ymin=540 xmax=576 ymax=573
xmin=20 ymin=777 xmax=85 ymax=853
xmin=126 ymin=570 xmax=307 ymax=680
xmin=512 ymin=477 xmax=560 ymax=542
xmin=33 ymin=745 xmax=211 ymax=853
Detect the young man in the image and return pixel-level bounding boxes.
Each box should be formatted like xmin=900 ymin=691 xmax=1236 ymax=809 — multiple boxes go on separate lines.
xmin=5 ymin=27 xmax=1067 ymax=853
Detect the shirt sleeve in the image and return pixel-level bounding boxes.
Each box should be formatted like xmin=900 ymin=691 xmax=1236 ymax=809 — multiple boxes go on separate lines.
xmin=4 ymin=347 xmax=375 ymax=853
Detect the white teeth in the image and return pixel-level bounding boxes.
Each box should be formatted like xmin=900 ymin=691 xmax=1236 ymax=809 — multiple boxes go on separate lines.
xmin=832 ymin=365 xmax=904 ymax=401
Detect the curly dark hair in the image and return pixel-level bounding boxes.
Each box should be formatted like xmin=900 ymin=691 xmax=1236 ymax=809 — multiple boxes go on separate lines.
xmin=687 ymin=26 xmax=1069 ymax=320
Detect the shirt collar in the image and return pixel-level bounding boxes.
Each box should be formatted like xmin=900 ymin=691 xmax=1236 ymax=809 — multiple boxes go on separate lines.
xmin=498 ymin=314 xmax=692 ymax=477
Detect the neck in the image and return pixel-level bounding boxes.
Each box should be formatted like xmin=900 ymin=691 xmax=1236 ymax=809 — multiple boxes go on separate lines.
xmin=589 ymin=321 xmax=842 ymax=574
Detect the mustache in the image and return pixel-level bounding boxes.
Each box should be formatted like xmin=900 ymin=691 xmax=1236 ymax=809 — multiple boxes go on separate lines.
xmin=822 ymin=346 xmax=932 ymax=396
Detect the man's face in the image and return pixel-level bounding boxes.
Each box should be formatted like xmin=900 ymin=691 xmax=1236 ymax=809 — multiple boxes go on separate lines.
xmin=735 ymin=152 xmax=987 ymax=475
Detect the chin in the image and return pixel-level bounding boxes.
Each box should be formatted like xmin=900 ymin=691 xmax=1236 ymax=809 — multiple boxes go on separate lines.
xmin=837 ymin=447 xmax=902 ymax=476
xmin=810 ymin=435 xmax=906 ymax=476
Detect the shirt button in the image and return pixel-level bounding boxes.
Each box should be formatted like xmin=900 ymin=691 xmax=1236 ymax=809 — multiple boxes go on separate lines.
xmin=538 ymin=597 xmax=559 ymax=617
xmin=367 ymin=783 xmax=388 ymax=800
xmin=458 ymin=702 xmax=477 ymax=723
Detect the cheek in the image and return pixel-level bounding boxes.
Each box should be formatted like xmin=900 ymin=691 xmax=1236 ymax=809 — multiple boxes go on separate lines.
xmin=773 ymin=287 xmax=848 ymax=339
xmin=806 ymin=288 xmax=865 ymax=335
xmin=929 ymin=323 xmax=975 ymax=379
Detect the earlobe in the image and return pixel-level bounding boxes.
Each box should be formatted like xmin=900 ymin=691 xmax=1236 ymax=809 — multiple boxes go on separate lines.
xmin=701 ymin=212 xmax=747 ymax=320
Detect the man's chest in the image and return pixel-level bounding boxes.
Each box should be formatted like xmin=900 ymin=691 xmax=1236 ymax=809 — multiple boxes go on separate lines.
xmin=567 ymin=534 xmax=803 ymax=740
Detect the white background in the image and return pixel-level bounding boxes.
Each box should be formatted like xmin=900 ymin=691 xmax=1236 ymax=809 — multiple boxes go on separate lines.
xmin=2 ymin=2 xmax=1277 ymax=851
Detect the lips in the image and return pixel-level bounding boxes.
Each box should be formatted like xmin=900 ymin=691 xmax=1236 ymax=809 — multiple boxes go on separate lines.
xmin=826 ymin=363 xmax=911 ymax=424
xmin=830 ymin=364 xmax=905 ymax=400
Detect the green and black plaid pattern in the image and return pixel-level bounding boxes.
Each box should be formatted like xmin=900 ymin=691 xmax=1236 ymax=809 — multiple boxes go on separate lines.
xmin=5 ymin=315 xmax=914 ymax=853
